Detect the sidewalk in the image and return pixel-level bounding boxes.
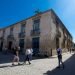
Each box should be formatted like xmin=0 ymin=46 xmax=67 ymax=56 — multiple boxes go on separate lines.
xmin=0 ymin=52 xmax=74 ymax=75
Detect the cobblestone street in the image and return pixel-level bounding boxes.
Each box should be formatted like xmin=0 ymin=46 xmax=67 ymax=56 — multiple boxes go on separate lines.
xmin=0 ymin=52 xmax=75 ymax=75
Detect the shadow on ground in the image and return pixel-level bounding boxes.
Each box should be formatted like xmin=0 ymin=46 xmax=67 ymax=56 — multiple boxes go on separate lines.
xmin=44 ymin=54 xmax=75 ymax=75
xmin=0 ymin=52 xmax=48 ymax=64
xmin=0 ymin=52 xmax=48 ymax=68
xmin=0 ymin=64 xmax=24 ymax=68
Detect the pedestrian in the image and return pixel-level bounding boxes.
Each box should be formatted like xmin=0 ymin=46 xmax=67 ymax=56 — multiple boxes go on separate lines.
xmin=57 ymin=47 xmax=64 ymax=69
xmin=12 ymin=46 xmax=20 ymax=65
xmin=23 ymin=47 xmax=33 ymax=65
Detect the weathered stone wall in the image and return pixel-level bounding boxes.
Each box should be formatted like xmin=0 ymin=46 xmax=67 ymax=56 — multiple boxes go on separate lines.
xmin=0 ymin=9 xmax=73 ymax=56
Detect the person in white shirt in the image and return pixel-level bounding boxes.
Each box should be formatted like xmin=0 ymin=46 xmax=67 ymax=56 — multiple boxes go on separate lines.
xmin=23 ymin=47 xmax=33 ymax=65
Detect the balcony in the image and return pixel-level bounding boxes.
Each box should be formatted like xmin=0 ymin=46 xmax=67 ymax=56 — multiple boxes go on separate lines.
xmin=7 ymin=34 xmax=14 ymax=40
xmin=0 ymin=36 xmax=4 ymax=40
xmin=31 ymin=29 xmax=40 ymax=36
xmin=64 ymin=35 xmax=67 ymax=40
xmin=18 ymin=32 xmax=25 ymax=38
xmin=56 ymin=30 xmax=61 ymax=38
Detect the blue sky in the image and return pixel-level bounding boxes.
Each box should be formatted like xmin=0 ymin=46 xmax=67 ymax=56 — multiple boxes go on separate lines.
xmin=0 ymin=0 xmax=75 ymax=42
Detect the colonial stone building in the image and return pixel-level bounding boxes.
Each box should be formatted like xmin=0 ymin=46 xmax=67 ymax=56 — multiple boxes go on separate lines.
xmin=0 ymin=9 xmax=73 ymax=56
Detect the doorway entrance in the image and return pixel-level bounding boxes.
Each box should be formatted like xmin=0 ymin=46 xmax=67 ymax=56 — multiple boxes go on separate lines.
xmin=32 ymin=37 xmax=39 ymax=55
xmin=19 ymin=39 xmax=24 ymax=52
xmin=0 ymin=41 xmax=3 ymax=51
xmin=8 ymin=41 xmax=12 ymax=50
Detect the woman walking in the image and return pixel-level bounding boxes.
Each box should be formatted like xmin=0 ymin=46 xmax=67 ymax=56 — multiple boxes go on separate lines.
xmin=12 ymin=46 xmax=20 ymax=65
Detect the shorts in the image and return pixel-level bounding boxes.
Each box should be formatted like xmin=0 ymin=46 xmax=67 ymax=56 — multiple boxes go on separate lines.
xmin=13 ymin=55 xmax=19 ymax=61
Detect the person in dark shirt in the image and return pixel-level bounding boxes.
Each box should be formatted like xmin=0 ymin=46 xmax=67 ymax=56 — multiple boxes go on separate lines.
xmin=57 ymin=48 xmax=64 ymax=69
xmin=12 ymin=46 xmax=20 ymax=65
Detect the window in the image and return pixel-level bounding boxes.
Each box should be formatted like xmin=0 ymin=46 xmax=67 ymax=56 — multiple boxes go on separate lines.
xmin=3 ymin=30 xmax=5 ymax=36
xmin=10 ymin=27 xmax=13 ymax=35
xmin=33 ymin=19 xmax=40 ymax=30
xmin=21 ymin=24 xmax=25 ymax=33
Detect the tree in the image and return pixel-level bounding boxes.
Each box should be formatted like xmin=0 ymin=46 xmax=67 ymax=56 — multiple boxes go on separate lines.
xmin=34 ymin=9 xmax=42 ymax=14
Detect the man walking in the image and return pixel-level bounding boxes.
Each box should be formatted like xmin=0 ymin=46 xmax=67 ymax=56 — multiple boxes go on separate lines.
xmin=23 ymin=47 xmax=33 ymax=65
xmin=57 ymin=47 xmax=64 ymax=69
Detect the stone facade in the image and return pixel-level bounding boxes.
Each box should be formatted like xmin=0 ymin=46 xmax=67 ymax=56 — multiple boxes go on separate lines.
xmin=0 ymin=9 xmax=73 ymax=56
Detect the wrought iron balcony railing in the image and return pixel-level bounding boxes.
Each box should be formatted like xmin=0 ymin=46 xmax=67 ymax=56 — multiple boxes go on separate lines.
xmin=7 ymin=34 xmax=14 ymax=39
xmin=56 ymin=29 xmax=61 ymax=37
xmin=0 ymin=36 xmax=4 ymax=40
xmin=31 ymin=29 xmax=40 ymax=36
xmin=64 ymin=35 xmax=67 ymax=40
xmin=18 ymin=32 xmax=25 ymax=38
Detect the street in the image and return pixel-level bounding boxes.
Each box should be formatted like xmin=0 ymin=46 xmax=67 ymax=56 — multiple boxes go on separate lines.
xmin=0 ymin=52 xmax=75 ymax=75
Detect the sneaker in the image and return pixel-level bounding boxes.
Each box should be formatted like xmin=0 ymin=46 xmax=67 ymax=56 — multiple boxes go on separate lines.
xmin=12 ymin=64 xmax=15 ymax=66
xmin=29 ymin=62 xmax=31 ymax=65
xmin=18 ymin=63 xmax=21 ymax=65
xmin=57 ymin=66 xmax=60 ymax=68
